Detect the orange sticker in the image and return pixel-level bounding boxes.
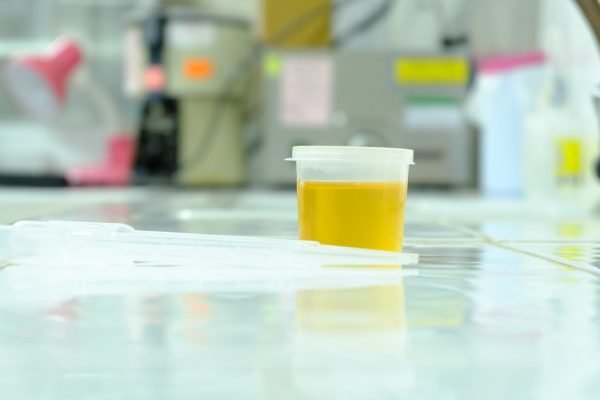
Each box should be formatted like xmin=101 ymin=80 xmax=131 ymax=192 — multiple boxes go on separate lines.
xmin=183 ymin=58 xmax=214 ymax=80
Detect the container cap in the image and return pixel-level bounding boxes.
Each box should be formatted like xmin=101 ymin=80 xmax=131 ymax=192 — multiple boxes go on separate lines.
xmin=288 ymin=146 xmax=414 ymax=165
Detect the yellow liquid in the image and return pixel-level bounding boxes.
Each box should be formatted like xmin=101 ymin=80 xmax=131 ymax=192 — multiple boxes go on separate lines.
xmin=298 ymin=180 xmax=407 ymax=251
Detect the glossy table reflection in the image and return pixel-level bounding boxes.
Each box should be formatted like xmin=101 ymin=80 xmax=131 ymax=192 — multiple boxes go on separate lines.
xmin=1 ymin=189 xmax=600 ymax=399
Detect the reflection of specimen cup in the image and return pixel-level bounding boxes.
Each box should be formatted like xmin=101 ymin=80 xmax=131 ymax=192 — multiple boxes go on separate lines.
xmin=296 ymin=283 xmax=406 ymax=332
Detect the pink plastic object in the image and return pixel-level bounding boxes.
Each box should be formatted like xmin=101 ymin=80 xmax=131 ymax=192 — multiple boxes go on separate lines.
xmin=66 ymin=135 xmax=136 ymax=186
xmin=4 ymin=38 xmax=82 ymax=119
xmin=24 ymin=39 xmax=82 ymax=103
xmin=477 ymin=51 xmax=546 ymax=74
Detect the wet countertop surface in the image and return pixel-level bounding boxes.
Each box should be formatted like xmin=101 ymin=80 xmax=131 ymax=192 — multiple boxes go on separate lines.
xmin=1 ymin=189 xmax=599 ymax=399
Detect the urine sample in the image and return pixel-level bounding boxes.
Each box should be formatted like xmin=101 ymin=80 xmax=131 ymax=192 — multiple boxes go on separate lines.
xmin=298 ymin=180 xmax=408 ymax=251
xmin=288 ymin=146 xmax=414 ymax=252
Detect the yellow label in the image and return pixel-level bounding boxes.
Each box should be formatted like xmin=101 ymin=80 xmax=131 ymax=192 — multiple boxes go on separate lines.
xmin=556 ymin=138 xmax=582 ymax=177
xmin=395 ymin=58 xmax=469 ymax=84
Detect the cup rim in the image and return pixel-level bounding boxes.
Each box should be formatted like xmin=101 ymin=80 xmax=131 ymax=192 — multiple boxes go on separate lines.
xmin=286 ymin=146 xmax=414 ymax=165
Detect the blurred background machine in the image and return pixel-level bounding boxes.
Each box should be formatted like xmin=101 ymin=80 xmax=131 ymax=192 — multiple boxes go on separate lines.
xmin=0 ymin=0 xmax=140 ymax=187
xmin=575 ymin=0 xmax=600 ymax=181
xmin=250 ymin=0 xmax=475 ymax=187
xmin=122 ymin=0 xmax=477 ymax=188
xmin=126 ymin=5 xmax=252 ymax=186
xmin=1 ymin=38 xmax=134 ymax=186
xmin=251 ymin=50 xmax=474 ymax=187
xmin=2 ymin=0 xmax=599 ymax=197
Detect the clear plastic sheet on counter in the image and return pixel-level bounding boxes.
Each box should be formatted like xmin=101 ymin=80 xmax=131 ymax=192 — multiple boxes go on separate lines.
xmin=1 ymin=220 xmax=417 ymax=268
xmin=0 ymin=221 xmax=418 ymax=310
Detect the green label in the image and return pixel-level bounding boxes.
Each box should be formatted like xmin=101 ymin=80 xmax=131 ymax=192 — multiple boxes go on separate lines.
xmin=264 ymin=53 xmax=282 ymax=77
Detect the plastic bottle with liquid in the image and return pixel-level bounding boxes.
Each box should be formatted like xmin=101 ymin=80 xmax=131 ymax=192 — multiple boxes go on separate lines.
xmin=524 ymin=78 xmax=592 ymax=207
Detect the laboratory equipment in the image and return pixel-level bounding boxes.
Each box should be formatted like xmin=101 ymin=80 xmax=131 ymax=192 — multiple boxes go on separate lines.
xmin=594 ymin=89 xmax=600 ymax=180
xmin=127 ymin=6 xmax=252 ymax=186
xmin=4 ymin=39 xmax=81 ymax=121
xmin=251 ymin=50 xmax=475 ymax=187
xmin=575 ymin=0 xmax=600 ymax=183
xmin=468 ymin=0 xmax=541 ymax=57
xmin=470 ymin=52 xmax=547 ymax=197
xmin=0 ymin=220 xmax=418 ymax=269
xmin=288 ymin=146 xmax=414 ymax=252
xmin=2 ymin=38 xmax=133 ymax=186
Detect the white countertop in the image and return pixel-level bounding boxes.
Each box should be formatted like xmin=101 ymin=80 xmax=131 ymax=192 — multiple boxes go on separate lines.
xmin=1 ymin=188 xmax=599 ymax=399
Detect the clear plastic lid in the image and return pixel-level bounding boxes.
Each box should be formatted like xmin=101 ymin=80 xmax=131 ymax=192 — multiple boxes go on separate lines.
xmin=288 ymin=146 xmax=414 ymax=165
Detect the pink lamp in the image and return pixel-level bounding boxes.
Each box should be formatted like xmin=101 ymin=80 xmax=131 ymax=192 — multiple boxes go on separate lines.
xmin=4 ymin=38 xmax=82 ymax=121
